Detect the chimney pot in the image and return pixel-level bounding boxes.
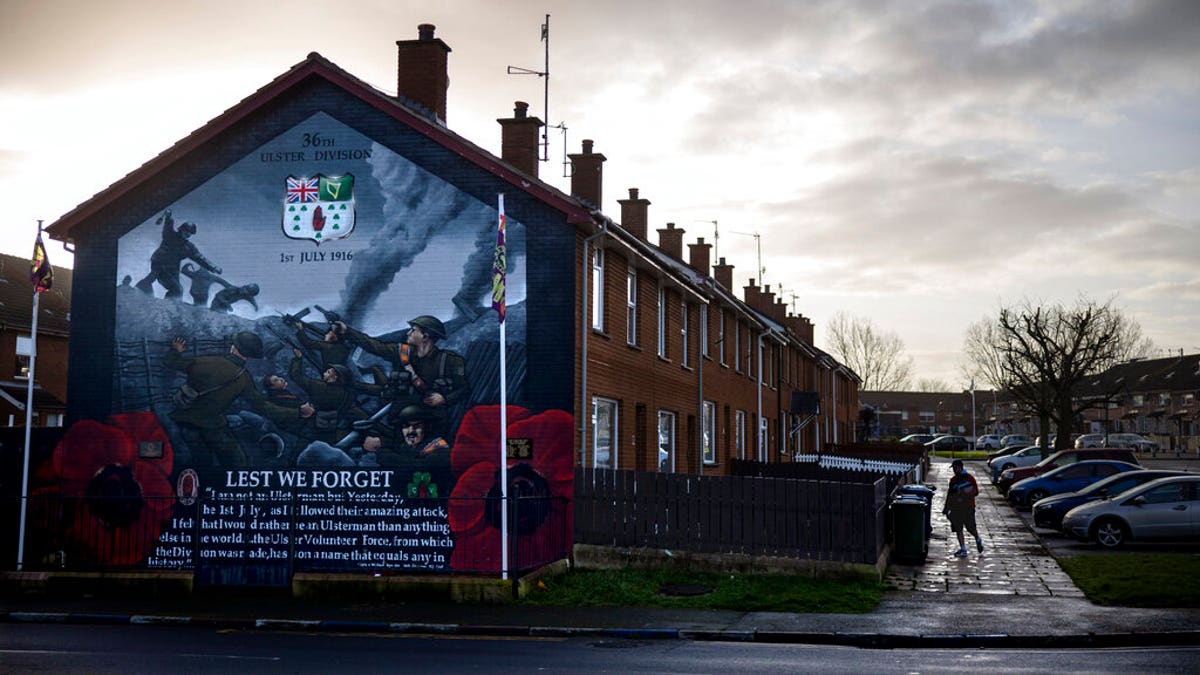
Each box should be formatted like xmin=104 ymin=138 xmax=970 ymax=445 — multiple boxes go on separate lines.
xmin=618 ymin=187 xmax=651 ymax=240
xmin=498 ymin=100 xmax=542 ymax=177
xmin=713 ymin=256 xmax=733 ymax=289
xmin=397 ymin=23 xmax=452 ymax=122
xmin=688 ymin=237 xmax=713 ymax=277
xmin=656 ymin=222 xmax=685 ymax=259
xmin=568 ymin=140 xmax=606 ymax=208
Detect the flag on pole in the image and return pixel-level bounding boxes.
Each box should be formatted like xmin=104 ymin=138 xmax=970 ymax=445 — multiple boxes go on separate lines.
xmin=30 ymin=231 xmax=52 ymax=293
xmin=491 ymin=198 xmax=507 ymax=323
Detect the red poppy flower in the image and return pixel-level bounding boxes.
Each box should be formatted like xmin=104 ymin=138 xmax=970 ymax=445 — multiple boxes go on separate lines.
xmin=34 ymin=412 xmax=175 ymax=566
xmin=448 ymin=405 xmax=574 ymax=572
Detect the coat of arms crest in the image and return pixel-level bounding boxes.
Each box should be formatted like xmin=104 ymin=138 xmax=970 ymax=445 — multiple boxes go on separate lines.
xmin=282 ymin=174 xmax=355 ymax=244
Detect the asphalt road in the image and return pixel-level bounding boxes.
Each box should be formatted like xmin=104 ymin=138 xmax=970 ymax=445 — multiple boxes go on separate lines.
xmin=3 ymin=623 xmax=1199 ymax=674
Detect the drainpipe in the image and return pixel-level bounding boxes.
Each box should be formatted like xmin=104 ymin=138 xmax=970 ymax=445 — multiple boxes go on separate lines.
xmin=757 ymin=329 xmax=766 ymax=461
xmin=580 ymin=223 xmax=608 ymax=466
xmin=698 ymin=305 xmax=705 ymax=475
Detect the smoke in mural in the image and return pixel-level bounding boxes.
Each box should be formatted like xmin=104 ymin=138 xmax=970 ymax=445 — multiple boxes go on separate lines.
xmin=25 ymin=113 xmax=572 ymax=579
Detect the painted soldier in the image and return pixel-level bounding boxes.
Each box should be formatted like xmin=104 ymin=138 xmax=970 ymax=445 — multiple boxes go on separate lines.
xmin=210 ymin=283 xmax=260 ymax=313
xmin=293 ymin=318 xmax=352 ymax=370
xmin=164 ymin=332 xmax=305 ymax=482
xmin=288 ymin=349 xmax=360 ymax=445
xmin=335 ymin=315 xmax=468 ymax=438
xmin=135 ymin=209 xmax=222 ymax=299
xmin=363 ymin=405 xmax=452 ymax=498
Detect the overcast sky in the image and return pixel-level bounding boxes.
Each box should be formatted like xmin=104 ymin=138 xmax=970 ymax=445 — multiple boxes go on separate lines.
xmin=3 ymin=0 xmax=1197 ymax=388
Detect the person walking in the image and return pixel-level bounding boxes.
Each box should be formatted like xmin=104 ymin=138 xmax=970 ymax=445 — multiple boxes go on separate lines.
xmin=943 ymin=458 xmax=984 ymax=558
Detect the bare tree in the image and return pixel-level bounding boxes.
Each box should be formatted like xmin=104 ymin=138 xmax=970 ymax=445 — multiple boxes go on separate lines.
xmin=963 ymin=296 xmax=1151 ymax=452
xmin=916 ymin=378 xmax=952 ymax=393
xmin=823 ymin=312 xmax=913 ymax=391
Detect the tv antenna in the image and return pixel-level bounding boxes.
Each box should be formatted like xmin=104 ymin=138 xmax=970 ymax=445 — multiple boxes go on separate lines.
xmin=695 ymin=220 xmax=719 ymax=260
xmin=730 ymin=230 xmax=765 ymax=285
xmin=507 ymin=14 xmax=570 ymax=176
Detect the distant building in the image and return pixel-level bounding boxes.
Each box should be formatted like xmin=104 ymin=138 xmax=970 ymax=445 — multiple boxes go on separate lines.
xmin=861 ymin=353 xmax=1199 ymax=451
xmin=0 ymin=252 xmax=69 ymax=427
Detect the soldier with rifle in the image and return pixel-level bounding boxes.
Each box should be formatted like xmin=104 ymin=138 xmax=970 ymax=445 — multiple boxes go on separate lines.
xmin=333 ymin=315 xmax=468 ymax=439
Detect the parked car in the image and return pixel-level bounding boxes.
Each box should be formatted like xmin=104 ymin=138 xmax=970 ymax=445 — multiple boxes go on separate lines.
xmin=975 ymin=434 xmax=1003 ymax=450
xmin=1033 ymin=469 xmax=1192 ymax=530
xmin=1007 ymin=460 xmax=1141 ymax=509
xmin=899 ymin=434 xmax=935 ymax=446
xmin=996 ymin=448 xmax=1141 ymax=492
xmin=1075 ymin=433 xmax=1158 ymax=454
xmin=924 ymin=435 xmax=973 ymax=453
xmin=1000 ymin=434 xmax=1034 ymax=448
xmin=987 ymin=445 xmax=1047 ymax=482
xmin=1062 ymin=475 xmax=1200 ymax=548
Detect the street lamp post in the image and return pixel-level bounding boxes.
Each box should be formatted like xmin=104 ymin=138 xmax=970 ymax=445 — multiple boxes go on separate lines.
xmin=936 ymin=400 xmax=943 ymax=435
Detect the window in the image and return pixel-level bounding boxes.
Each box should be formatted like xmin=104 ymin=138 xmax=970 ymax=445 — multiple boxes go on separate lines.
xmin=656 ymin=286 xmax=667 ymax=358
xmin=700 ymin=305 xmax=709 ymax=359
xmin=734 ymin=321 xmax=742 ymax=372
xmin=657 ymin=411 xmax=675 ymax=472
xmin=702 ymin=401 xmax=716 ymax=464
xmin=15 ymin=335 xmax=32 ymax=379
xmin=718 ymin=309 xmax=726 ymax=365
xmin=590 ymin=248 xmax=605 ymax=331
xmin=680 ymin=301 xmax=689 ymax=366
xmin=592 ymin=397 xmax=618 ymax=469
xmin=735 ymin=410 xmax=746 ymax=459
xmin=625 ymin=268 xmax=637 ymax=345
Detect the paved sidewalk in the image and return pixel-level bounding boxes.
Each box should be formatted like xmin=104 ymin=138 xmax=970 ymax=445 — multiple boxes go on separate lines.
xmin=884 ymin=459 xmax=1085 ymax=597
xmin=4 ymin=457 xmax=1199 ymax=647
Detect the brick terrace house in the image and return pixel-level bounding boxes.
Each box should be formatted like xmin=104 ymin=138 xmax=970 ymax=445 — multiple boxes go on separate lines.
xmin=44 ymin=24 xmax=859 ymax=479
xmin=0 ymin=252 xmax=69 ymax=427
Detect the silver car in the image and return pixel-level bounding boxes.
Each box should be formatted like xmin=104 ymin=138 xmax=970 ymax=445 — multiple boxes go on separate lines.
xmin=1061 ymin=475 xmax=1200 ymax=548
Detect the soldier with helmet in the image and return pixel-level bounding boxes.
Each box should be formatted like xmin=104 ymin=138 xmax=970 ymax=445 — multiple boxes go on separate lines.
xmin=135 ymin=209 xmax=222 ymax=299
xmin=334 ymin=314 xmax=468 ymax=439
xmin=165 ymin=331 xmax=307 ymax=481
xmin=363 ymin=404 xmax=453 ymax=496
xmin=288 ymin=349 xmax=361 ymax=445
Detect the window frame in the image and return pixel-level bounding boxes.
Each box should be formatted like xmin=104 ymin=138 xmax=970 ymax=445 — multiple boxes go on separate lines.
xmin=625 ymin=267 xmax=638 ymax=345
xmin=657 ymin=410 xmax=675 ymax=473
xmin=702 ymin=400 xmax=716 ymax=465
xmin=15 ymin=335 xmax=32 ymax=379
xmin=592 ymin=396 xmax=618 ymax=469
xmin=656 ymin=285 xmax=667 ymax=358
xmin=590 ymin=248 xmax=605 ymax=331
xmin=680 ymin=301 xmax=690 ymax=367
xmin=735 ymin=410 xmax=746 ymax=459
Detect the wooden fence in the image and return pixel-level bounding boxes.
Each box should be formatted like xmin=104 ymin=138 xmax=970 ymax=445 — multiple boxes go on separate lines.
xmin=574 ymin=467 xmax=890 ymax=564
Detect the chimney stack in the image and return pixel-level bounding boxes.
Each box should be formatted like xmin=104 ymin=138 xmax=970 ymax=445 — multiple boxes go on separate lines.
xmin=396 ymin=23 xmax=451 ymax=122
xmin=713 ymin=257 xmax=733 ymax=290
xmin=743 ymin=278 xmax=762 ymax=308
xmin=498 ymin=101 xmax=543 ymax=177
xmin=568 ymin=140 xmax=606 ymax=208
xmin=688 ymin=237 xmax=712 ymax=277
xmin=656 ymin=222 xmax=685 ymax=260
xmin=618 ymin=188 xmax=651 ymax=240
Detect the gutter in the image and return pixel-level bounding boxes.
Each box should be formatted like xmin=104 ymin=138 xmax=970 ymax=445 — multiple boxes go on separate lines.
xmin=579 ymin=222 xmax=608 ymax=466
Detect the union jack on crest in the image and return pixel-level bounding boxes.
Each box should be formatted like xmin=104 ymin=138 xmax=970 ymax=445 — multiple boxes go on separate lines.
xmin=285 ymin=176 xmax=319 ymax=203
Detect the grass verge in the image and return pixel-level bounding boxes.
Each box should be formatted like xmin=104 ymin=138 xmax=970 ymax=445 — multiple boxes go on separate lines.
xmin=518 ymin=568 xmax=883 ymax=613
xmin=1057 ymin=554 xmax=1200 ymax=607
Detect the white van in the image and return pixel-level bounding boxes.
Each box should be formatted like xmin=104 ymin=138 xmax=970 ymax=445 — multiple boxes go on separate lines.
xmin=1075 ymin=433 xmax=1158 ymax=454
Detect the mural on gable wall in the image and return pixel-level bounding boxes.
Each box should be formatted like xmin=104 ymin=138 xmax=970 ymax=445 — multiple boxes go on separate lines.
xmin=25 ymin=113 xmax=573 ymax=578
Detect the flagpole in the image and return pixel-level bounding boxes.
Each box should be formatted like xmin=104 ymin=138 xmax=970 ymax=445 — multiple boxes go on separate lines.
xmin=18 ymin=221 xmax=47 ymax=571
xmin=495 ymin=195 xmax=509 ymax=580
